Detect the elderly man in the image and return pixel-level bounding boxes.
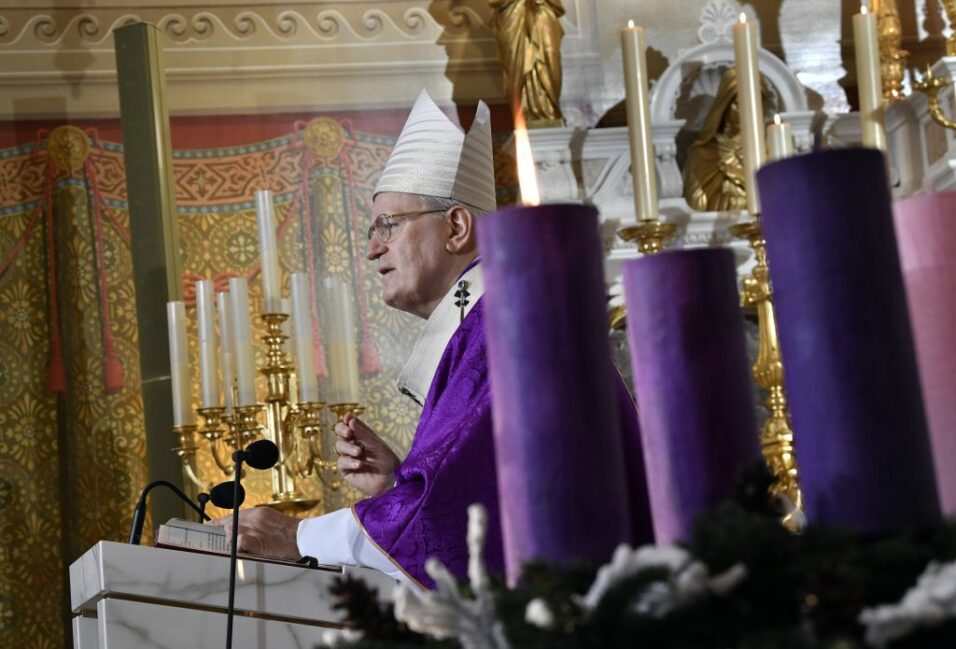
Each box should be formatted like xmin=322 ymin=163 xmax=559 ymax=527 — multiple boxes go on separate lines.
xmin=213 ymin=90 xmax=501 ymax=589
xmin=214 ymin=90 xmax=649 ymax=589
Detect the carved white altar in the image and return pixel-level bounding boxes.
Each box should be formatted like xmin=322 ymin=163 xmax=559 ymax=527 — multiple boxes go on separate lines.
xmin=70 ymin=541 xmax=396 ymax=649
xmin=519 ymin=0 xmax=954 ymax=285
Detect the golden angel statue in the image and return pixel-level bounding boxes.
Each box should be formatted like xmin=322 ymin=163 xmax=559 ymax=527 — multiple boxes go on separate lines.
xmin=489 ymin=0 xmax=566 ymax=125
xmin=683 ymin=69 xmax=749 ymax=212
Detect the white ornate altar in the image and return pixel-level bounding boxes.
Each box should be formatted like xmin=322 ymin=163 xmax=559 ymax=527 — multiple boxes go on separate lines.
xmin=69 ymin=541 xmax=396 ymax=649
xmin=519 ymin=0 xmax=955 ymax=285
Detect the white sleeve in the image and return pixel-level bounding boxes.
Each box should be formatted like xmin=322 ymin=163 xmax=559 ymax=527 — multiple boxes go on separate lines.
xmin=296 ymin=507 xmax=415 ymax=587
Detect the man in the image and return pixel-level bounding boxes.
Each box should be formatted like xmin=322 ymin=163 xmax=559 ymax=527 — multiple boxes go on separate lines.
xmin=213 ymin=90 xmax=651 ymax=589
xmin=213 ymin=90 xmax=502 ymax=589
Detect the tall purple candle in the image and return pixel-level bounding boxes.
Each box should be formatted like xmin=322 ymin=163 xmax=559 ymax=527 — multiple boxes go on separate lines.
xmin=894 ymin=191 xmax=956 ymax=517
xmin=623 ymin=248 xmax=760 ymax=543
xmin=757 ymin=148 xmax=941 ymax=533
xmin=479 ymin=204 xmax=635 ymax=584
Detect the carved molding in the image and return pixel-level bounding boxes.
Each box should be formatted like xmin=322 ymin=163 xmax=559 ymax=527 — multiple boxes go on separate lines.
xmin=0 ymin=6 xmax=493 ymax=48
xmin=0 ymin=1 xmax=597 ymax=118
xmin=696 ymin=0 xmax=758 ymax=46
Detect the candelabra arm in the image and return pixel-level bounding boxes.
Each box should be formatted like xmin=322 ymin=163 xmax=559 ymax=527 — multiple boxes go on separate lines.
xmin=914 ymin=70 xmax=956 ymax=131
xmin=208 ymin=436 xmax=237 ymax=476
xmin=173 ymin=424 xmax=215 ymax=491
xmin=182 ymin=459 xmax=213 ymax=491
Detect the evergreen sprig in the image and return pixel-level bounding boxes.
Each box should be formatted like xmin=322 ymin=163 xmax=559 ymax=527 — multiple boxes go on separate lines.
xmin=323 ymin=466 xmax=956 ymax=649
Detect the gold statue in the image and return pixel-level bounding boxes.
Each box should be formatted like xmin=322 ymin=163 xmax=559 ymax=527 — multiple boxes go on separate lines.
xmin=683 ymin=69 xmax=748 ymax=212
xmin=489 ymin=0 xmax=566 ymax=126
xmin=872 ymin=0 xmax=908 ymax=102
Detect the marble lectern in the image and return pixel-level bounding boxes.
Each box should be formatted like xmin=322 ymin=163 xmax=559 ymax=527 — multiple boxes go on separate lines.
xmin=70 ymin=541 xmax=398 ymax=649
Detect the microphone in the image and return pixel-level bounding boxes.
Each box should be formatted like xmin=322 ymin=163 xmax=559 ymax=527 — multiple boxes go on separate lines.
xmin=225 ymin=439 xmax=279 ymax=649
xmin=128 ymin=480 xmax=211 ymax=545
xmin=239 ymin=439 xmax=280 ymax=470
xmin=210 ymin=481 xmax=246 ymax=509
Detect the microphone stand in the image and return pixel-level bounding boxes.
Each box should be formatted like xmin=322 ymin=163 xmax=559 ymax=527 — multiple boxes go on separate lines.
xmin=197 ymin=492 xmax=211 ymax=522
xmin=225 ymin=452 xmax=245 ymax=649
xmin=128 ymin=479 xmax=211 ymax=545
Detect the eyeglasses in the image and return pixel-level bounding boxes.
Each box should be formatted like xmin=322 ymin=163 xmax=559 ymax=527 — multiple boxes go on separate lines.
xmin=366 ymin=209 xmax=446 ymax=244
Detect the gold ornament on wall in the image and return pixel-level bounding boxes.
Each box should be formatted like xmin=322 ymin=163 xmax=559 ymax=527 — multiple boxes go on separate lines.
xmin=490 ymin=0 xmax=566 ymax=127
xmin=47 ymin=125 xmax=91 ymax=174
xmin=871 ymin=0 xmax=908 ymax=103
xmin=683 ymin=69 xmax=749 ymax=212
xmin=304 ymin=117 xmax=347 ymax=162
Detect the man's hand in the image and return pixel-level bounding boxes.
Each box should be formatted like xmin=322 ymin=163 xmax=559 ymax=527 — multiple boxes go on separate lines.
xmin=335 ymin=412 xmax=400 ymax=497
xmin=208 ymin=507 xmax=301 ymax=560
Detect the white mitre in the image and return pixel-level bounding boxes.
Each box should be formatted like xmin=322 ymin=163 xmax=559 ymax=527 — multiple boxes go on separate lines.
xmin=374 ymin=89 xmax=497 ymax=213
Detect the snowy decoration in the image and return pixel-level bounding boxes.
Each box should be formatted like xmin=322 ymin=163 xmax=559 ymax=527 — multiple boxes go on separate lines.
xmin=581 ymin=543 xmax=747 ymax=617
xmin=524 ymin=598 xmax=556 ymax=629
xmin=393 ymin=504 xmax=510 ymax=649
xmin=860 ymin=560 xmax=956 ymax=648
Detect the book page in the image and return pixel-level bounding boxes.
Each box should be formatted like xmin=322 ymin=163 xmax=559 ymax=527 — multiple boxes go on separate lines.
xmin=157 ymin=520 xmax=228 ymax=554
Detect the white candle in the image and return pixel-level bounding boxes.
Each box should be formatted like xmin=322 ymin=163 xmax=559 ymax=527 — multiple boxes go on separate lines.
xmin=195 ymin=280 xmax=220 ymax=409
xmin=324 ymin=276 xmax=360 ymax=405
xmin=166 ymin=301 xmax=195 ymax=427
xmin=255 ymin=189 xmax=283 ymax=315
xmin=280 ymin=297 xmax=293 ymax=359
xmin=216 ymin=290 xmax=236 ymax=414
xmin=853 ymin=5 xmax=887 ymax=151
xmin=290 ymin=273 xmax=319 ymax=403
xmin=766 ymin=114 xmax=795 ymax=161
xmin=621 ymin=20 xmax=659 ymax=221
xmin=229 ymin=277 xmax=257 ymax=407
xmin=733 ymin=13 xmax=766 ymax=216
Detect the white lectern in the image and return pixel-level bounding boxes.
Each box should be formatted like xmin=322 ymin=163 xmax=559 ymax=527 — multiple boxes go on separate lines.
xmin=70 ymin=541 xmax=397 ymax=649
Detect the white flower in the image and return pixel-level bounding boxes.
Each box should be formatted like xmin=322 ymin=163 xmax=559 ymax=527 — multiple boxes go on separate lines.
xmin=525 ymin=597 xmax=555 ymax=629
xmin=860 ymin=560 xmax=956 ymax=648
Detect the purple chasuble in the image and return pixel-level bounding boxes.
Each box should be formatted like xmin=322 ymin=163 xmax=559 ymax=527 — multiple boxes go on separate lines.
xmin=354 ymin=300 xmax=502 ymax=589
xmin=354 ymin=299 xmax=645 ymax=588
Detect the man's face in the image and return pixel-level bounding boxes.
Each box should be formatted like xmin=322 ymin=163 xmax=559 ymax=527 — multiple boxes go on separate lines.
xmin=366 ymin=192 xmax=452 ymax=319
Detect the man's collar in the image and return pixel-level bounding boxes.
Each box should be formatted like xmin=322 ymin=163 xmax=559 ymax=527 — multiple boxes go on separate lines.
xmin=397 ymin=262 xmax=484 ymax=407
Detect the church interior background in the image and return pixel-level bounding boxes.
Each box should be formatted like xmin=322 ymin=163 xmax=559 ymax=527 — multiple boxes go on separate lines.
xmin=0 ymin=1 xmax=953 ymax=646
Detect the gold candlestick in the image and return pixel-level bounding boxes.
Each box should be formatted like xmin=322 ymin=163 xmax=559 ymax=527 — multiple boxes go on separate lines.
xmin=618 ymin=221 xmax=678 ymax=254
xmin=729 ymin=220 xmax=803 ymax=531
xmin=260 ymin=313 xmax=319 ymax=512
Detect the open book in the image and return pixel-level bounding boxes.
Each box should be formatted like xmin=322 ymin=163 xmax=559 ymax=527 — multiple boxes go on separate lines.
xmin=155 ymin=518 xmax=338 ymax=571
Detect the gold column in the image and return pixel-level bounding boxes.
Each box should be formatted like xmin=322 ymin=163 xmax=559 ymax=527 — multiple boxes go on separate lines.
xmin=114 ymin=22 xmax=186 ymax=524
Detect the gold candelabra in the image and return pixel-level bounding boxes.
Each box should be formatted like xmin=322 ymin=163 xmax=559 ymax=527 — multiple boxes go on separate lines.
xmin=618 ymin=221 xmax=678 ymax=254
xmin=729 ymin=220 xmax=803 ymax=531
xmin=913 ymin=65 xmax=956 ymax=131
xmin=173 ymin=312 xmax=363 ymax=512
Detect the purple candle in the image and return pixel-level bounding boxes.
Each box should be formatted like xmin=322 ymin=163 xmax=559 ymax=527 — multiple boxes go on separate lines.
xmin=479 ymin=204 xmax=635 ymax=583
xmin=757 ymin=148 xmax=941 ymax=533
xmin=623 ymin=248 xmax=760 ymax=543
xmin=894 ymin=191 xmax=956 ymax=517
